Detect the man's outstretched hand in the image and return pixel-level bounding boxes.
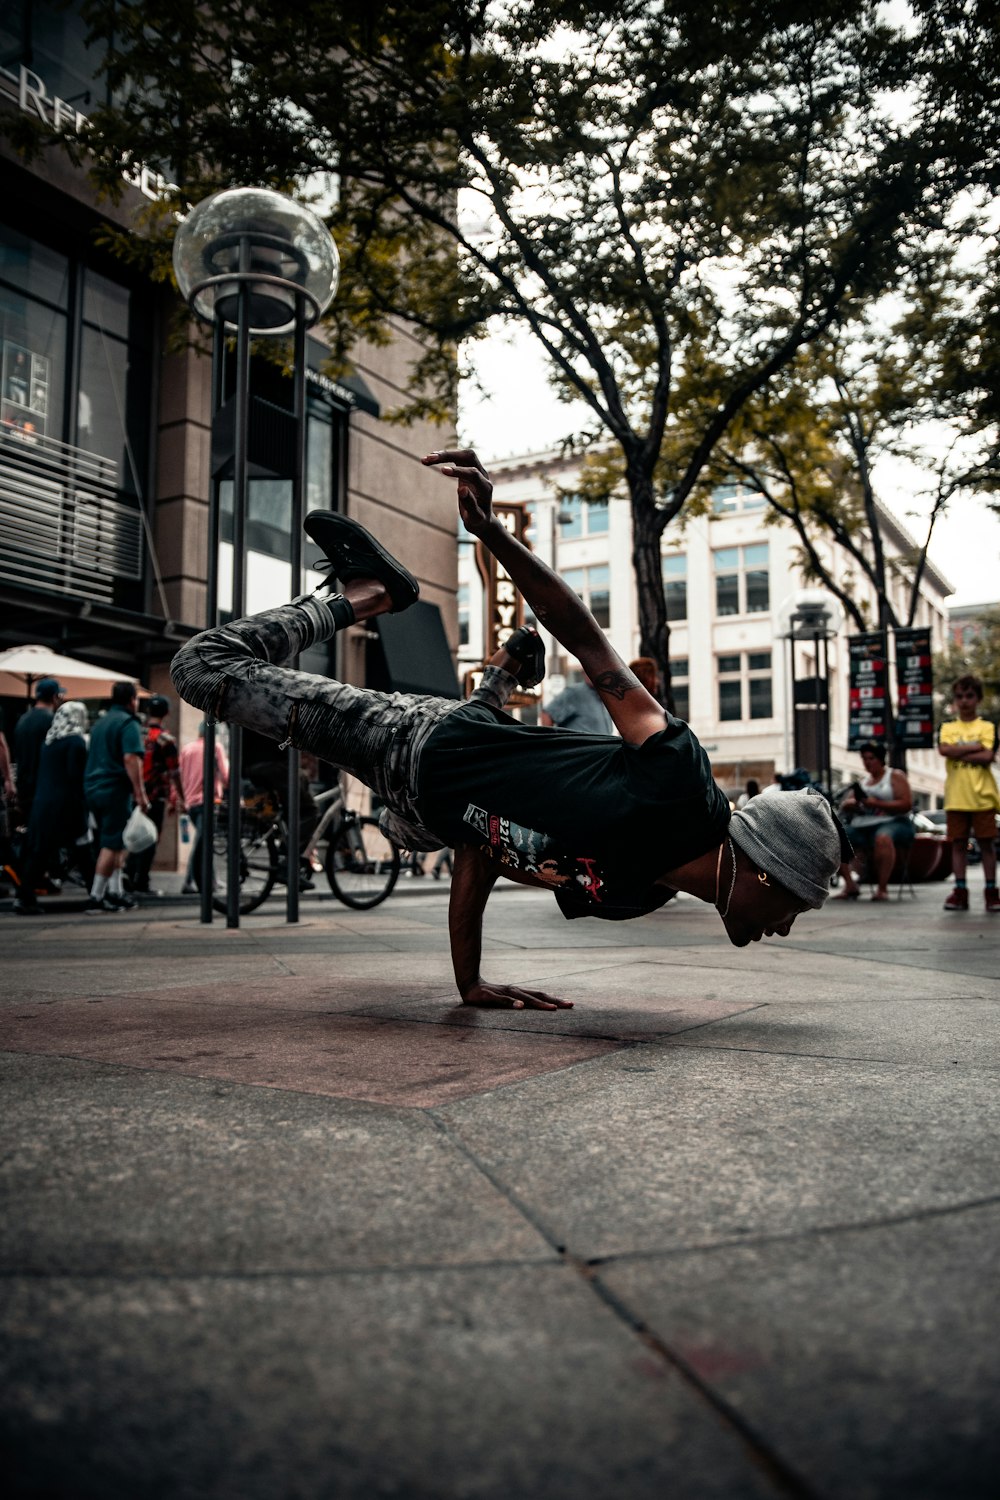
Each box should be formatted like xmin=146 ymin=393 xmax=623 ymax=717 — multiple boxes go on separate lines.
xmin=423 ymin=450 xmax=494 ymax=538
xmin=461 ymin=980 xmax=573 ymax=1011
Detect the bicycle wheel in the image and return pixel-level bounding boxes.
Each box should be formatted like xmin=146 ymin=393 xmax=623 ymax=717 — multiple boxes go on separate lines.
xmin=325 ymin=814 xmax=400 ymax=909
xmin=195 ymin=819 xmax=280 ymax=914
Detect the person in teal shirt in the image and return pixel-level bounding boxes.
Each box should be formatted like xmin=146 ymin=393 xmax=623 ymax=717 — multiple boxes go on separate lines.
xmin=83 ymin=681 xmax=150 ymax=913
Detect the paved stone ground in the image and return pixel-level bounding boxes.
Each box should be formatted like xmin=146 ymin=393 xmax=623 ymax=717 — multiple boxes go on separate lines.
xmin=1 ymin=869 xmax=998 ymax=1499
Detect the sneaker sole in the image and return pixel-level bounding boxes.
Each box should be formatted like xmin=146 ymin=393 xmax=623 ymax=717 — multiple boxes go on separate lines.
xmin=504 ymin=625 xmax=546 ymax=689
xmin=304 ymin=512 xmax=419 ymax=613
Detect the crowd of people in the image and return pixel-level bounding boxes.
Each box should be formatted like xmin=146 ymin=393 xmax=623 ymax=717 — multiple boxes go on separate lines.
xmin=0 ymin=678 xmax=227 ymax=915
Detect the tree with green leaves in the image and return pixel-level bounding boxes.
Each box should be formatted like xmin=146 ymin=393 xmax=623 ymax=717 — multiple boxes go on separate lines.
xmin=696 ymin=237 xmax=1000 ymax=641
xmin=6 ymin=0 xmax=996 ymax=705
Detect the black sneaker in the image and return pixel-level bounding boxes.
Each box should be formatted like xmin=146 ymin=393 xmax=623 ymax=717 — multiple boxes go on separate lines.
xmin=85 ymin=895 xmax=114 ymax=914
xmin=504 ymin=625 xmax=546 ymax=689
xmin=104 ymin=892 xmax=138 ymax=911
xmin=13 ymin=897 xmax=42 ymax=915
xmin=304 ymin=512 xmax=420 ymax=613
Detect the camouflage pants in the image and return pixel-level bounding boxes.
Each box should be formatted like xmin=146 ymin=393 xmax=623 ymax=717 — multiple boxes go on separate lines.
xmin=170 ymin=595 xmax=516 ymax=849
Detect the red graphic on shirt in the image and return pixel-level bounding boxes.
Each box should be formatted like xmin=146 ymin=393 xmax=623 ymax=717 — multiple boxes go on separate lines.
xmin=576 ymin=857 xmax=604 ymax=902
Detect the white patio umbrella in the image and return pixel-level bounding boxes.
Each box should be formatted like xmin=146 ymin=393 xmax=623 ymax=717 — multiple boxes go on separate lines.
xmin=0 ymin=644 xmax=149 ymax=701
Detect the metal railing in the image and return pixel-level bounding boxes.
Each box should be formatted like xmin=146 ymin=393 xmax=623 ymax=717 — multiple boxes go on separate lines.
xmin=0 ymin=424 xmax=143 ymax=603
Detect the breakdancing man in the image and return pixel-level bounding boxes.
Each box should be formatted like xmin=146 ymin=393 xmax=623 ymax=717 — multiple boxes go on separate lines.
xmin=171 ymin=448 xmax=848 ymax=1010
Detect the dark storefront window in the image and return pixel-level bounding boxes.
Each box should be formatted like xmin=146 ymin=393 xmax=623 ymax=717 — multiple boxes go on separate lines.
xmin=217 ymin=352 xmax=347 ymax=618
xmin=1 ymin=0 xmax=111 ymax=115
xmin=0 ymin=226 xmax=68 ymax=442
xmin=0 ymin=220 xmax=152 ymax=611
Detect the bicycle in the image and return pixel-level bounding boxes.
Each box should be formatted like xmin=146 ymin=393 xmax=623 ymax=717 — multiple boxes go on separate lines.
xmin=196 ymin=779 xmax=400 ymax=914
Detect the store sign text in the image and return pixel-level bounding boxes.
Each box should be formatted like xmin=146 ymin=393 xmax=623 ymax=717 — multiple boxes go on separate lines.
xmin=4 ymin=64 xmax=174 ymax=201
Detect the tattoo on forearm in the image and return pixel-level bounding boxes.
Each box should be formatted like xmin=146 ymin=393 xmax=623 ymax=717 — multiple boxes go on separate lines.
xmin=592 ymin=669 xmax=636 ymax=702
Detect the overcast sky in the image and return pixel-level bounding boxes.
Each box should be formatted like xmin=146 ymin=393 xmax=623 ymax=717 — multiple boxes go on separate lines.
xmin=459 ymin=325 xmax=1000 ymax=610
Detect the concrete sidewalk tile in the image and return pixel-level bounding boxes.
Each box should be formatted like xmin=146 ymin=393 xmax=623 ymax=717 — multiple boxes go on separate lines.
xmin=354 ymin=978 xmax=764 ymax=1042
xmin=666 ymin=994 xmax=1000 ymax=1067
xmin=1 ymin=988 xmax=621 ymax=1106
xmin=0 ymin=1053 xmax=555 ymax=1274
xmin=0 ymin=958 xmax=292 ymax=1000
xmin=436 ymin=1046 xmax=1000 ymax=1260
xmin=600 ymin=1204 xmax=1000 ymax=1499
xmin=821 ymin=941 xmax=1000 ymax=982
xmin=0 ymin=1265 xmax=783 ymax=1500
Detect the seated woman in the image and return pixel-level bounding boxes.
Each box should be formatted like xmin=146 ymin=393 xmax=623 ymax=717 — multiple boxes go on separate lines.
xmin=837 ymin=742 xmax=914 ymax=902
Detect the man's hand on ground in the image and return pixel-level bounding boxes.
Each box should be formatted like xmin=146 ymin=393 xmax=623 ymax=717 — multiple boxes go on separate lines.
xmin=461 ymin=980 xmax=573 ymax=1011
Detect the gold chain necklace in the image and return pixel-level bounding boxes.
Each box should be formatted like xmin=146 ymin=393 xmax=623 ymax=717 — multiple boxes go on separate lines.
xmin=716 ymin=836 xmax=737 ymax=918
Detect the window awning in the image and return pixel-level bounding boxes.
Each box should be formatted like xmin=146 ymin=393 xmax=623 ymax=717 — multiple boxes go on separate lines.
xmin=306 ymin=339 xmax=380 ymax=418
xmin=374 ymin=603 xmax=460 ymax=699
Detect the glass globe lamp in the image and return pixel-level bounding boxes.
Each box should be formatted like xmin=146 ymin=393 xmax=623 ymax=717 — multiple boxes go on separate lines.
xmin=172 ymin=187 xmax=339 ymax=335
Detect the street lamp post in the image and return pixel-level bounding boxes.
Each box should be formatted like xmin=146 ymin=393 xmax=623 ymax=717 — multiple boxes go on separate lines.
xmin=173 ymin=188 xmax=339 ymax=928
xmin=778 ymin=589 xmax=844 ymax=794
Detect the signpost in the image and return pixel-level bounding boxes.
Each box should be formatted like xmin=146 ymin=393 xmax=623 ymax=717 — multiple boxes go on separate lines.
xmin=894 ymin=626 xmax=935 ymax=750
xmin=847 ymin=632 xmax=890 ymax=749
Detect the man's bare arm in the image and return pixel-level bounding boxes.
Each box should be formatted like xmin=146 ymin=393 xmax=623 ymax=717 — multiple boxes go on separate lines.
xmin=424 ymin=450 xmax=666 ymax=746
xmin=124 ymin=753 xmax=150 ymax=811
xmin=449 ymin=845 xmax=572 ymax=1010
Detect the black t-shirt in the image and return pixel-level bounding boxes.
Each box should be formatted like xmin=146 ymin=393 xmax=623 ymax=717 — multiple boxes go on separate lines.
xmin=417 ymin=703 xmax=731 ymax=920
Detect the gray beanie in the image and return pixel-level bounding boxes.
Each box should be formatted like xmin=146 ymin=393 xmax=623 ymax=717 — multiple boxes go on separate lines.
xmin=728 ymin=786 xmax=845 ymax=908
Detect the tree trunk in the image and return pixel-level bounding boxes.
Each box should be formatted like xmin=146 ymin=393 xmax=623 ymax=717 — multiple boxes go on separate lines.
xmin=628 ymin=467 xmax=673 ymax=713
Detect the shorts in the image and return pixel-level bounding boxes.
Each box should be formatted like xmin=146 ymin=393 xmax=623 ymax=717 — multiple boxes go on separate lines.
xmin=849 ymin=816 xmax=915 ymax=852
xmin=946 ymin=809 xmax=999 ymax=842
xmin=87 ymin=788 xmax=132 ymax=851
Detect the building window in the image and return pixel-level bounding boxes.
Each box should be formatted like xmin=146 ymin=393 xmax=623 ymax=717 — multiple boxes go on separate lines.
xmin=711 ymin=478 xmax=766 ymax=513
xmin=217 ymin=359 xmax=348 ymax=615
xmin=712 ymin=483 xmax=740 ymax=514
xmin=2 ymin=0 xmax=111 ymax=115
xmin=458 ymin=582 xmax=470 ymax=647
xmin=563 ymin=563 xmax=610 ymax=627
xmin=663 ymin=552 xmax=687 ymax=622
xmin=0 ymin=226 xmax=151 ymax=488
xmin=748 ymin=650 xmax=773 ymax=718
xmin=0 ymin=221 xmax=152 ymax=611
xmin=670 ymin=656 xmax=690 ymax=721
xmin=718 ymin=653 xmax=742 ymax=719
xmin=744 ymin=544 xmax=770 ymax=613
xmin=559 ymin=493 xmax=609 ymax=539
xmin=717 ymin=651 xmax=773 ymax=722
xmin=714 ymin=543 xmax=770 ymax=617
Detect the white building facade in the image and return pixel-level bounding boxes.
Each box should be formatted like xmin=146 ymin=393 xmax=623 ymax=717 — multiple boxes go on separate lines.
xmin=460 ymin=449 xmax=952 ymax=808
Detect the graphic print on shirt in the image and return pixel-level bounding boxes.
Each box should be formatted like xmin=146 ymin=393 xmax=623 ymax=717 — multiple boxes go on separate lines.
xmin=462 ymin=802 xmax=605 ymax=903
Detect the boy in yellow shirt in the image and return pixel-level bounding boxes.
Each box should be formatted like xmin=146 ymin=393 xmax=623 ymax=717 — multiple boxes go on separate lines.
xmin=938 ymin=674 xmax=999 ymax=912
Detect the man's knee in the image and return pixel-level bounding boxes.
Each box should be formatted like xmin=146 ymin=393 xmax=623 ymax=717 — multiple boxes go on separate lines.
xmin=170 ymin=634 xmax=227 ymax=716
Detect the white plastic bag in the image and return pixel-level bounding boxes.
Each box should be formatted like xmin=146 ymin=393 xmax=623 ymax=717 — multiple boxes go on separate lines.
xmin=123 ymin=805 xmax=157 ymax=853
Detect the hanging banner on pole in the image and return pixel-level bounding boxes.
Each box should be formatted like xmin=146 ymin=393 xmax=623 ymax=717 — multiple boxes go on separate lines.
xmin=847 ymin=632 xmax=889 ymax=748
xmin=894 ymin=626 xmax=935 ymax=749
